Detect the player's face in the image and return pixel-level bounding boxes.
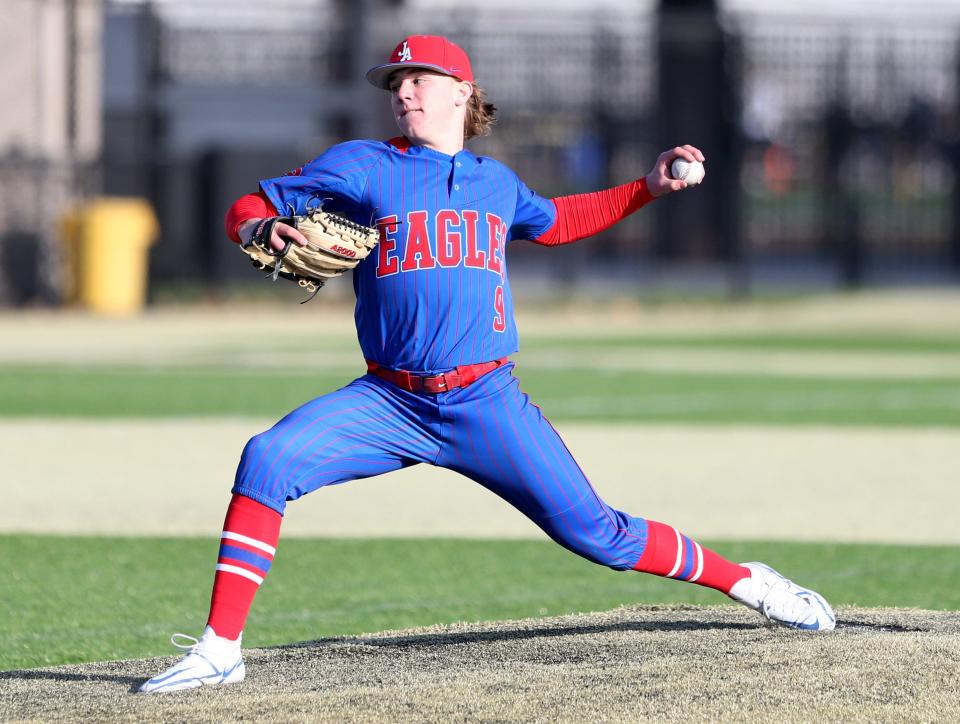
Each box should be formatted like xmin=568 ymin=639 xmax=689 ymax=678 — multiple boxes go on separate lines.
xmin=389 ymin=69 xmax=471 ymax=147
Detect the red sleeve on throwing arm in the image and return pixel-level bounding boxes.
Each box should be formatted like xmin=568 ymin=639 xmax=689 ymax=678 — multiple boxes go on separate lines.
xmin=224 ymin=191 xmax=278 ymax=244
xmin=533 ymin=177 xmax=655 ymax=246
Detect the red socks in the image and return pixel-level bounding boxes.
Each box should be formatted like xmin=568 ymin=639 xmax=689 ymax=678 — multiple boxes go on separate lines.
xmin=207 ymin=494 xmax=282 ymax=640
xmin=205 ymin=502 xmax=744 ymax=640
xmin=633 ymin=520 xmax=749 ymax=594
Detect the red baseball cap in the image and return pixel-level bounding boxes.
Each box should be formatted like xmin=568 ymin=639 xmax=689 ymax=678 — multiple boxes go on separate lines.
xmin=365 ymin=35 xmax=474 ymax=89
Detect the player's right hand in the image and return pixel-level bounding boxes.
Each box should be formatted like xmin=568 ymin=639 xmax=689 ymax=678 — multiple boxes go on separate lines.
xmin=646 ymin=145 xmax=705 ymax=197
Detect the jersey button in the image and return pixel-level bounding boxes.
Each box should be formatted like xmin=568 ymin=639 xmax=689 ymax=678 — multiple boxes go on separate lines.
xmin=456 ymin=162 xmax=462 ymax=168
xmin=454 ymin=184 xmax=460 ymax=191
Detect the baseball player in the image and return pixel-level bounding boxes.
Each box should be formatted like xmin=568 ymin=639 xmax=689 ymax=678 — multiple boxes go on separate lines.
xmin=140 ymin=35 xmax=835 ymax=694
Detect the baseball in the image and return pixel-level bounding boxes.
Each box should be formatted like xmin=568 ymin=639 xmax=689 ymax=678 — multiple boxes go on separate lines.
xmin=670 ymin=158 xmax=705 ymax=186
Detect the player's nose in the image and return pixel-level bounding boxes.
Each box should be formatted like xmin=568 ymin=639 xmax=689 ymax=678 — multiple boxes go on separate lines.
xmin=393 ymin=78 xmax=415 ymax=99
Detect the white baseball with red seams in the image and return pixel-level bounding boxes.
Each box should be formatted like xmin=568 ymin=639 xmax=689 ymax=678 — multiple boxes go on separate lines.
xmin=671 ymin=158 xmax=705 ymax=186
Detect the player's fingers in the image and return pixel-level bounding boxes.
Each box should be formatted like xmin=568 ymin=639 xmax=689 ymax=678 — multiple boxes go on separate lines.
xmin=660 ymin=149 xmax=678 ymax=166
xmin=655 ymin=151 xmax=676 ymax=175
xmin=671 ymin=145 xmax=698 ymax=163
xmin=273 ymin=223 xmax=309 ymax=250
xmin=680 ymin=144 xmax=706 ymax=163
xmin=266 ymin=228 xmax=288 ymax=253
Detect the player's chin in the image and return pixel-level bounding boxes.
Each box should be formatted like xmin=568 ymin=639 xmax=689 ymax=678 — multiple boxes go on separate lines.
xmin=396 ymin=115 xmax=417 ymax=134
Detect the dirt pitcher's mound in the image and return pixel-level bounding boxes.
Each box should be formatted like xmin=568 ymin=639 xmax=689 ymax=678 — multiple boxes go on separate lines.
xmin=1 ymin=606 xmax=957 ymax=723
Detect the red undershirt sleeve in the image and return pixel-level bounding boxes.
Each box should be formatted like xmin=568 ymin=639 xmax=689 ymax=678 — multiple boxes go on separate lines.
xmin=533 ymin=177 xmax=655 ymax=246
xmin=224 ymin=191 xmax=278 ymax=244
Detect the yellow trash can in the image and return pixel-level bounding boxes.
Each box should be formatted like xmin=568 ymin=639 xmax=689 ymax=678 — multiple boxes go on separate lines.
xmin=69 ymin=198 xmax=159 ymax=315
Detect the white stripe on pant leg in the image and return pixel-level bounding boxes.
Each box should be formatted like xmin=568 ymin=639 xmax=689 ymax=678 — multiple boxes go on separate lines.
xmin=666 ymin=526 xmax=684 ymax=579
xmin=689 ymin=542 xmax=704 ymax=582
xmin=216 ymin=563 xmax=264 ymax=585
xmin=221 ymin=531 xmax=277 ymax=557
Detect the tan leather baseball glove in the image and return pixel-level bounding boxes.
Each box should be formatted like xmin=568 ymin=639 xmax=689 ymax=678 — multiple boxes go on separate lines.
xmin=241 ymin=207 xmax=379 ymax=301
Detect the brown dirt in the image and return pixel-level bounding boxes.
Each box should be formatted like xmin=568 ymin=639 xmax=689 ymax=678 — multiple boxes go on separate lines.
xmin=1 ymin=606 xmax=957 ymax=723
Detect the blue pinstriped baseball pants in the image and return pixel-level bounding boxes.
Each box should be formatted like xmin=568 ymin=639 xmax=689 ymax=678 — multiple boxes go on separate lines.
xmin=232 ymin=362 xmax=649 ymax=570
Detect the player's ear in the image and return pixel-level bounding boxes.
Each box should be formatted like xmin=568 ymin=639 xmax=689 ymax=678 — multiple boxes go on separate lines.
xmin=454 ymin=80 xmax=473 ymax=107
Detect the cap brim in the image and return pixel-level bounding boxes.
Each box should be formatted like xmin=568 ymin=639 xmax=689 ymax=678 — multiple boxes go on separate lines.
xmin=365 ymin=62 xmax=462 ymax=89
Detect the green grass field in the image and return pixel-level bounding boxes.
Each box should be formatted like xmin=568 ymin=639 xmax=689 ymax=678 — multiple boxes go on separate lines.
xmin=3 ymin=306 xmax=959 ymax=673
xmin=2 ymin=329 xmax=958 ymax=423
xmin=2 ymin=364 xmax=958 ymax=425
xmin=3 ymin=535 xmax=958 ymax=672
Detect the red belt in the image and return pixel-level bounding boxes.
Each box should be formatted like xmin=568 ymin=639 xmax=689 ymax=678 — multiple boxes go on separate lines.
xmin=366 ymin=358 xmax=508 ymax=394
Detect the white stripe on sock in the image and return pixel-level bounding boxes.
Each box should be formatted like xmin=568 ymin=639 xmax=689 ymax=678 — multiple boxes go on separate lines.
xmin=216 ymin=563 xmax=264 ymax=585
xmin=666 ymin=526 xmax=684 ymax=579
xmin=221 ymin=531 xmax=277 ymax=557
xmin=689 ymin=542 xmax=704 ymax=582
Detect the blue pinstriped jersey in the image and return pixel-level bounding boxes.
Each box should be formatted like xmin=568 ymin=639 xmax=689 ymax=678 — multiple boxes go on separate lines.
xmin=259 ymin=139 xmax=557 ymax=373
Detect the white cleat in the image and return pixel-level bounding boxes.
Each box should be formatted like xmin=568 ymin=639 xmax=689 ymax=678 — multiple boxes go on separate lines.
xmin=139 ymin=626 xmax=245 ymax=693
xmin=729 ymin=562 xmax=836 ymax=632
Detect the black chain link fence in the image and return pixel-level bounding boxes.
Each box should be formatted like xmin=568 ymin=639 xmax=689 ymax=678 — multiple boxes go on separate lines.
xmin=3 ymin=0 xmax=959 ymax=306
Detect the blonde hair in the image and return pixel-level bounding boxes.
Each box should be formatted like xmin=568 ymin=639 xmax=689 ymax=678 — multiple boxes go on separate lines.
xmin=464 ymin=83 xmax=497 ymax=140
